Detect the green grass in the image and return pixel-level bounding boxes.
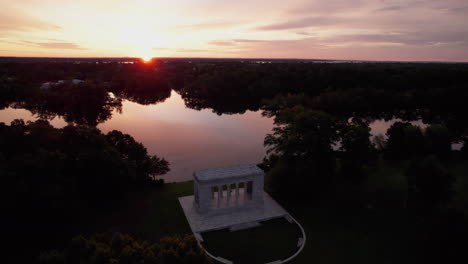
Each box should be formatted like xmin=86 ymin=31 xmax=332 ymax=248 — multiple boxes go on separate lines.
xmin=365 ymin=159 xmax=408 ymax=193
xmin=90 ymin=181 xmax=194 ymax=241
xmin=201 ymin=218 xmax=301 ymax=264
xmin=363 ymin=159 xmax=409 ymax=208
xmin=444 ymin=158 xmax=468 ymax=214
xmin=279 ymin=200 xmax=416 ymax=264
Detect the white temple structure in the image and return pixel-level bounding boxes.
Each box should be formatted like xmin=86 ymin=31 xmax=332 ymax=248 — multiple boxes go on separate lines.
xmin=179 ymin=164 xmax=288 ymax=233
xmin=178 ymin=164 xmax=307 ymax=264
xmin=193 ymin=164 xmax=264 ymax=214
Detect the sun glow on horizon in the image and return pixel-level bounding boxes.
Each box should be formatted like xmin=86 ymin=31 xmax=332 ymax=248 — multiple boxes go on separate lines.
xmin=142 ymin=54 xmax=152 ymax=62
xmin=140 ymin=46 xmax=153 ymax=62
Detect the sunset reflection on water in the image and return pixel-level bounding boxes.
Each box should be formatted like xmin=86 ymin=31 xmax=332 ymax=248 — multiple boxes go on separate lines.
xmin=0 ymin=91 xmax=274 ymax=182
xmin=1 ymin=91 xmax=442 ymax=181
xmin=98 ymin=92 xmax=274 ymax=181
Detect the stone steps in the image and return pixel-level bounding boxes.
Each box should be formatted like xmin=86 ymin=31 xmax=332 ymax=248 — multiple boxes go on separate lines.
xmin=229 ymin=221 xmax=261 ymax=232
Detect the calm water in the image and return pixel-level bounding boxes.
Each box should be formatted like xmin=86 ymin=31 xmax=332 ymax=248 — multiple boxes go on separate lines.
xmin=1 ymin=91 xmax=454 ymax=182
xmin=0 ymin=91 xmax=273 ymax=182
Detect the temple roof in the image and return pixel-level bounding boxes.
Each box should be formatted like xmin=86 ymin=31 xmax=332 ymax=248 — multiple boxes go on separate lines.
xmin=194 ymin=164 xmax=263 ymax=182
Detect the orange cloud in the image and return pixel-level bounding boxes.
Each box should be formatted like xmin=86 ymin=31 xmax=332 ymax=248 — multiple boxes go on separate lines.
xmin=0 ymin=11 xmax=60 ymax=32
xmin=21 ymin=41 xmax=86 ymax=50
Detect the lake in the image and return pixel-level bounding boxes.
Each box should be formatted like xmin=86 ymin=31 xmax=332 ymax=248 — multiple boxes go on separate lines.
xmin=0 ymin=91 xmax=274 ymax=182
xmin=1 ymin=90 xmax=453 ymax=182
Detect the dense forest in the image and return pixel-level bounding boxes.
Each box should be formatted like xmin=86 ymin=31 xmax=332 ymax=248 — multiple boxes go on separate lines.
xmin=1 ymin=58 xmax=468 ymax=263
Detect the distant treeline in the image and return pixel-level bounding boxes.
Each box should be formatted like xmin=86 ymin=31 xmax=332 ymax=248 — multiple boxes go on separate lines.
xmin=2 ymin=60 xmax=468 ymax=122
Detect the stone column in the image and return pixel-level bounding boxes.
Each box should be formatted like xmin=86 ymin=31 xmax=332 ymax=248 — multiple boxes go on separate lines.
xmin=227 ymin=184 xmax=231 ymax=206
xmin=235 ymin=182 xmax=240 ymax=205
xmin=218 ymin=185 xmax=222 ymax=208
xmin=245 ymin=181 xmax=250 ymax=201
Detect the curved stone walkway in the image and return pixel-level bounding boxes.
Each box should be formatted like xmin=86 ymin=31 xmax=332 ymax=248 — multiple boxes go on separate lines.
xmin=196 ymin=214 xmax=306 ymax=264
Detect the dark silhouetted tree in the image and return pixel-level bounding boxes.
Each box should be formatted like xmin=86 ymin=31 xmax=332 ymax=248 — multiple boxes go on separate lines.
xmin=424 ymin=124 xmax=452 ymax=158
xmin=264 ymin=106 xmax=339 ymax=197
xmin=106 ymin=130 xmax=169 ymax=182
xmin=340 ymin=122 xmax=376 ymax=183
xmin=385 ymin=122 xmax=425 ymax=159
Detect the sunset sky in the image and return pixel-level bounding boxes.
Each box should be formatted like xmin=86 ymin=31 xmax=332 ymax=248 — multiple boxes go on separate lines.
xmin=1 ymin=0 xmax=467 ymax=61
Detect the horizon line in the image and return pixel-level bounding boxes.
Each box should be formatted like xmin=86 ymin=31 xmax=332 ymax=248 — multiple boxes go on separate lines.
xmin=1 ymin=56 xmax=467 ymax=64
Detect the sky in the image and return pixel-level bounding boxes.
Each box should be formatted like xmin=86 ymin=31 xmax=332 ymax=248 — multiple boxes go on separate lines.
xmin=0 ymin=0 xmax=467 ymax=61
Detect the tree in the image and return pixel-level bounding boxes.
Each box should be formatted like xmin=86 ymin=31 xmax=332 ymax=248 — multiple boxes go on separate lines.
xmin=28 ymin=81 xmax=123 ymax=126
xmin=372 ymin=134 xmax=386 ymax=152
xmin=265 ymin=106 xmax=339 ymax=159
xmin=462 ymin=139 xmax=468 ymax=157
xmin=264 ymin=106 xmax=339 ymax=197
xmin=106 ymin=130 xmax=170 ymax=182
xmin=385 ymin=122 xmax=425 ymax=159
xmin=339 ymin=122 xmax=376 ymax=183
xmin=0 ymin=76 xmax=18 ymax=109
xmin=425 ymin=124 xmax=452 ymax=158
xmin=39 ymin=233 xmax=212 ymax=264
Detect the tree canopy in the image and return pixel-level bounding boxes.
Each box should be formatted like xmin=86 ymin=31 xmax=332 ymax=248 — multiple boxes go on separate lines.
xmin=39 ymin=233 xmax=212 ymax=264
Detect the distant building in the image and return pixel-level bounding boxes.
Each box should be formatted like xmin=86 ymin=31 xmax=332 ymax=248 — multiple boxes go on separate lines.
xmin=40 ymin=79 xmax=84 ymax=89
xmin=71 ymin=79 xmax=84 ymax=85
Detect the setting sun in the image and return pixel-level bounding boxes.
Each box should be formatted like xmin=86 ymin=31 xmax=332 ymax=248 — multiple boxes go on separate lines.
xmin=142 ymin=55 xmax=152 ymax=62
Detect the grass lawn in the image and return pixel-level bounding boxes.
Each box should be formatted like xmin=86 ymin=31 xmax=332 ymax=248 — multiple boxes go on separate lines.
xmin=90 ymin=181 xmax=194 ymax=241
xmin=201 ymin=217 xmax=301 ymax=264
xmin=280 ymin=200 xmax=417 ymax=264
